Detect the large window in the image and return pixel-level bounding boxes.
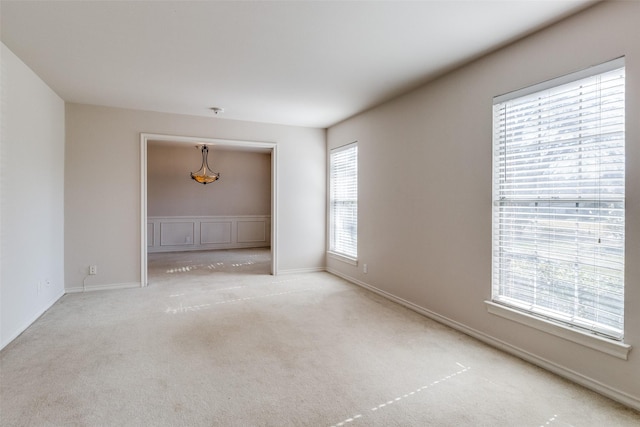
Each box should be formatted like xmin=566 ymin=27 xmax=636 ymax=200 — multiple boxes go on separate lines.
xmin=492 ymin=58 xmax=625 ymax=340
xmin=329 ymin=142 xmax=358 ymax=260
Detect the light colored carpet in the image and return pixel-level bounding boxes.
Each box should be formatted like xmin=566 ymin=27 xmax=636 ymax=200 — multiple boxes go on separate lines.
xmin=1 ymin=248 xmax=639 ymax=426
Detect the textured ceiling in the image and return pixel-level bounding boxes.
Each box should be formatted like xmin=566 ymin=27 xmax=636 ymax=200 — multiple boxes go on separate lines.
xmin=1 ymin=0 xmax=596 ymax=128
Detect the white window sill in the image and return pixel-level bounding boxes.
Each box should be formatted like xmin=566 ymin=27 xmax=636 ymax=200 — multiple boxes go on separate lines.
xmin=327 ymin=251 xmax=358 ymax=266
xmin=485 ymin=301 xmax=631 ymax=360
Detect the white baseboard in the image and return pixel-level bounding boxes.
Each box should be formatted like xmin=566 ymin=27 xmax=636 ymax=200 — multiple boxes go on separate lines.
xmin=65 ymin=282 xmax=141 ymax=293
xmin=0 ymin=289 xmax=65 ymax=351
xmin=278 ymin=267 xmax=326 ymax=275
xmin=326 ymin=268 xmax=640 ymax=412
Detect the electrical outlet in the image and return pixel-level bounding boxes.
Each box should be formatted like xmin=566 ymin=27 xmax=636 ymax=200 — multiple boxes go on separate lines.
xmin=363 ymin=263 xmax=368 ymax=274
xmin=89 ymin=265 xmax=97 ymax=275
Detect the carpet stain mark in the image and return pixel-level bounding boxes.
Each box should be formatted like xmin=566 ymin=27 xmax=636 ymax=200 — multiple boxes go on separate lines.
xmin=210 ymin=289 xmax=313 ymax=306
xmin=164 ymin=289 xmax=313 ymax=314
xmin=269 ymin=278 xmax=300 ymax=284
xmin=329 ymin=365 xmax=471 ymax=427
xmin=169 ymin=286 xmax=248 ymax=298
xmin=165 ymin=302 xmax=211 ymax=314
xmin=539 ymin=414 xmax=559 ymax=426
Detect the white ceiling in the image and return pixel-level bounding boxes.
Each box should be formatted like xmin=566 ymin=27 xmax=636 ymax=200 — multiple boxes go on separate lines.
xmin=1 ymin=0 xmax=596 ymax=128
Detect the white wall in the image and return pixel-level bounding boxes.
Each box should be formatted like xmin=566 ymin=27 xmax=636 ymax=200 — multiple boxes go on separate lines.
xmin=147 ymin=144 xmax=271 ymax=217
xmin=65 ymin=104 xmax=326 ymax=289
xmin=0 ymin=43 xmax=65 ymax=350
xmin=327 ymin=1 xmax=640 ymax=409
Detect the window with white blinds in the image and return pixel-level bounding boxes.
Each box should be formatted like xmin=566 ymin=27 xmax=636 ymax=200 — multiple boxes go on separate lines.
xmin=492 ymin=58 xmax=625 ymax=340
xmin=330 ymin=142 xmax=358 ymax=259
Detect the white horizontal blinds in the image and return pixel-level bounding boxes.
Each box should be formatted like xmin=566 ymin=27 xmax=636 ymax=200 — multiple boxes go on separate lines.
xmin=492 ymin=59 xmax=625 ymax=339
xmin=330 ymin=143 xmax=358 ymax=258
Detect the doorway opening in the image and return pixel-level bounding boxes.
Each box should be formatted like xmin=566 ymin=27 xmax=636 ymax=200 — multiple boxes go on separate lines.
xmin=140 ymin=133 xmax=278 ymax=287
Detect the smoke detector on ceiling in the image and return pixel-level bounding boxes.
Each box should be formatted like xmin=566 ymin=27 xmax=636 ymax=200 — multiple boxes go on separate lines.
xmin=210 ymin=107 xmax=224 ymax=115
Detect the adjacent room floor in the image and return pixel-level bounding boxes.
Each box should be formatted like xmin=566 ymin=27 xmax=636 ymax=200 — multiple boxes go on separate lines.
xmin=1 ymin=248 xmax=639 ymax=426
xmin=147 ymin=247 xmax=273 ymax=280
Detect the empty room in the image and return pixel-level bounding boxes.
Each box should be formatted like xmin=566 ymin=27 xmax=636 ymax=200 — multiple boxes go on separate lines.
xmin=1 ymin=1 xmax=640 ymax=425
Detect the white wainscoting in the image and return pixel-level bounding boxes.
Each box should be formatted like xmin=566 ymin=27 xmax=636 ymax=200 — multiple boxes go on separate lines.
xmin=148 ymin=215 xmax=271 ymax=253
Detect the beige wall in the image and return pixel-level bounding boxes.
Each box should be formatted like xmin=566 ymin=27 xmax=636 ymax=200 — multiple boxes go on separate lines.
xmin=327 ymin=1 xmax=640 ymax=408
xmin=1 ymin=43 xmax=65 ymax=349
xmin=147 ymin=144 xmax=270 ymax=217
xmin=65 ymin=104 xmax=326 ymax=289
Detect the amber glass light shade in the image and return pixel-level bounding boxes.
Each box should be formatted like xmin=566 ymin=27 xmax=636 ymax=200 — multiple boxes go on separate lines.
xmin=190 ymin=145 xmax=220 ymax=185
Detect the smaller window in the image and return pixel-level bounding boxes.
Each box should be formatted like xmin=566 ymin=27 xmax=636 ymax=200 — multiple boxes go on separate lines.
xmin=329 ymin=142 xmax=358 ymax=260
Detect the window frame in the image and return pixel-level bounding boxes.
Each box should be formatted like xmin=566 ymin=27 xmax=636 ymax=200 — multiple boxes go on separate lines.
xmin=488 ymin=58 xmax=630 ymax=358
xmin=328 ymin=142 xmax=358 ymax=263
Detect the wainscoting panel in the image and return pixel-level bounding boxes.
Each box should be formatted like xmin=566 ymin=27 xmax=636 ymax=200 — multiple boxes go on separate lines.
xmin=148 ymin=215 xmax=270 ymax=253
xmin=147 ymin=222 xmax=154 ymax=247
xmin=160 ymin=222 xmax=194 ymax=246
xmin=201 ymin=221 xmax=232 ymax=244
xmin=237 ymin=220 xmax=266 ymax=243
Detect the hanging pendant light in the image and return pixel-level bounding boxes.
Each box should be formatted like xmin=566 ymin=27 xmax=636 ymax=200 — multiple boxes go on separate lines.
xmin=190 ymin=145 xmax=220 ymax=184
